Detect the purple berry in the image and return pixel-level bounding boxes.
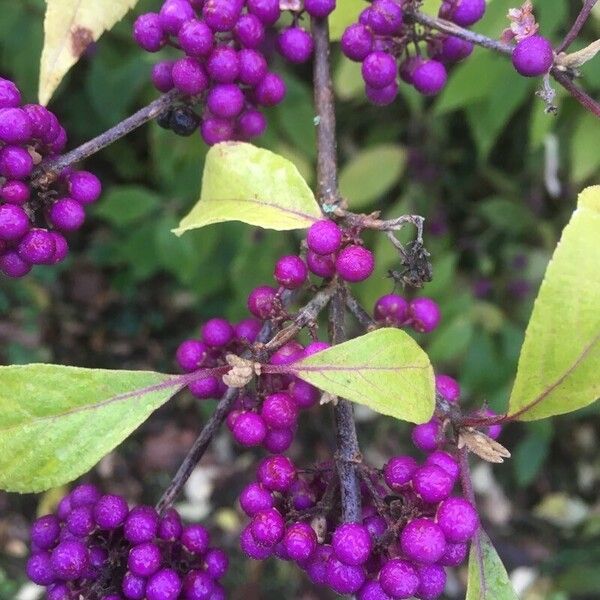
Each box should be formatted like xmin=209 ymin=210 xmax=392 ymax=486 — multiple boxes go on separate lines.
xmin=283 ymin=522 xmax=317 ymax=562
xmin=67 ymin=171 xmax=102 ymax=205
xmin=254 ymin=72 xmax=286 ymax=106
xmin=409 ymin=297 xmax=441 ymax=333
xmin=0 ymin=250 xmax=31 ymax=277
xmin=0 ymin=204 xmax=30 ymax=241
xmin=18 ymin=228 xmax=56 ymax=265
xmin=179 ymin=20 xmax=214 ymax=58
xmin=362 ymin=51 xmax=397 ymax=89
xmin=261 ymin=392 xmax=298 ymax=429
xmin=411 ymin=419 xmax=441 ymax=452
xmin=124 ymin=506 xmax=159 ymax=544
xmin=247 ymin=285 xmax=278 ymax=319
xmin=159 ymin=0 xmax=194 ymax=35
xmin=0 ymin=108 xmax=32 ymax=144
xmin=332 ymin=523 xmax=372 ymax=566
xmin=26 ymin=552 xmax=55 ymax=586
xmin=158 ymin=508 xmax=183 ymax=541
xmin=181 ymin=524 xmax=211 ymax=555
xmin=94 ymin=494 xmax=129 ymax=530
xmin=358 ymin=580 xmax=392 ymax=600
xmin=257 ymin=455 xmax=296 ymax=492
xmin=31 ymin=515 xmax=61 ymax=550
xmin=146 ymin=568 xmax=182 ymax=600
xmin=128 ymin=542 xmax=162 ymax=577
xmin=512 ymin=35 xmax=554 ymax=77
xmin=439 ymin=35 xmax=473 ymax=62
xmin=366 ymin=81 xmax=398 ymax=106
xmin=66 ymin=505 xmax=95 ymax=536
xmin=336 ymin=244 xmax=375 ymax=282
xmin=274 ymin=255 xmax=308 ymax=289
xmin=251 ymin=508 xmax=285 ymax=546
xmin=246 ymin=0 xmax=280 ymax=25
xmin=416 ymin=564 xmax=447 ymax=600
xmin=426 ymin=451 xmax=460 ymax=481
xmin=200 ymin=117 xmax=234 ymax=145
xmin=49 ymin=198 xmax=85 ymax=232
xmin=307 ymin=250 xmax=336 ymax=278
xmin=304 ymin=0 xmax=336 ymax=18
xmin=0 ymin=78 xmax=21 ymax=108
xmin=237 ymin=48 xmax=267 ymax=86
xmin=341 ymin=23 xmax=373 ymax=61
xmin=412 ymin=464 xmax=454 ymax=503
xmin=176 ymin=339 xmax=208 ymax=372
xmin=374 ymin=294 xmax=408 ymax=325
xmin=123 ymin=571 xmax=146 ymax=599
xmin=207 ymin=47 xmax=239 ymax=83
xmin=70 ymin=482 xmax=101 ymax=507
xmin=290 ymin=378 xmax=319 ymax=408
xmin=306 ymin=544 xmax=333 ymax=585
xmin=327 ymin=556 xmax=366 ymax=594
xmin=436 ymin=497 xmax=479 ymax=542
xmin=206 ymin=84 xmax=245 ymax=119
xmin=47 ymin=232 xmax=68 ymax=264
xmin=379 ymin=558 xmax=420 ymax=599
xmin=238 ymin=108 xmax=267 ymax=139
xmin=412 ymin=59 xmax=447 ymax=95
xmin=400 ymin=518 xmax=446 ymax=564
xmin=188 ymin=375 xmax=220 ymax=399
xmin=232 ymin=411 xmax=267 ymax=446
xmin=363 ymin=514 xmax=387 ymax=539
xmin=439 ymin=541 xmax=468 ymax=566
xmin=133 ymin=13 xmax=165 ymax=52
xmin=435 ymin=373 xmax=460 ymax=402
xmin=0 ymin=145 xmax=33 ymax=179
xmin=263 ymin=427 xmax=294 ymax=453
xmin=442 ymin=0 xmax=486 ymax=26
xmin=46 ymin=583 xmax=71 ymax=600
xmin=234 ymin=317 xmax=262 ymax=343
xmin=0 ymin=180 xmax=29 ymax=204
xmin=201 ymin=317 xmax=234 ymax=347
xmin=152 ymin=61 xmax=175 ymax=92
xmin=202 ymin=0 xmax=243 ymax=32
xmin=384 ymin=455 xmax=418 ymax=491
xmin=50 ymin=539 xmax=89 ymax=580
xmin=182 ymin=570 xmax=215 ymax=600
xmin=172 ymin=57 xmax=208 ymax=95
xmin=278 ymin=27 xmax=314 ymax=64
xmin=240 ymin=524 xmax=272 ymax=559
xmin=234 ymin=13 xmax=265 ymax=48
xmin=205 ymin=547 xmax=229 ymax=579
xmin=307 ymin=219 xmax=342 ymax=255
xmin=367 ymin=0 xmax=403 ymax=35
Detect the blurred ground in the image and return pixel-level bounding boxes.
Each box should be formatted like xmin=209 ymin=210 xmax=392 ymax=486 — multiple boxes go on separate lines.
xmin=1 ymin=0 xmax=599 ymax=598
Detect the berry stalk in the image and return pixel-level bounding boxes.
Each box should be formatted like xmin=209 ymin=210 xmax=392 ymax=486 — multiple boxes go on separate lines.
xmin=556 ymin=0 xmax=598 ymax=53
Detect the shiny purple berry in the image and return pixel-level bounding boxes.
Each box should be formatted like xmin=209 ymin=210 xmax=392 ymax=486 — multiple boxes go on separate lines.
xmin=412 ymin=59 xmax=447 ymax=95
xmin=67 ymin=171 xmax=102 ymax=205
xmin=124 ymin=506 xmax=159 ymax=544
xmin=251 ymin=508 xmax=285 ymax=546
xmin=26 ymin=552 xmax=55 ymax=586
xmin=240 ymin=524 xmax=272 ymax=559
xmin=341 ymin=24 xmax=373 ymax=61
xmin=50 ymin=539 xmax=89 ymax=580
xmin=374 ymin=294 xmax=408 ymax=325
xmin=278 ymin=27 xmax=314 ymax=63
xmin=384 ymin=455 xmax=418 ymax=491
xmin=327 ymin=556 xmax=366 ymax=594
xmin=159 ymin=0 xmax=194 ymax=35
xmin=367 ymin=0 xmax=403 ymax=35
xmin=0 ymin=204 xmax=30 ymax=241
xmin=409 ymin=297 xmax=441 ymax=333
xmin=31 ymin=515 xmax=61 ymax=550
xmin=18 ymin=229 xmax=56 ymax=265
xmin=146 ymin=568 xmax=182 ymax=600
xmin=247 ymin=285 xmax=278 ymax=319
xmin=283 ymin=522 xmax=317 ymax=562
xmin=512 ymin=35 xmax=554 ymax=77
xmin=436 ymin=497 xmax=479 ymax=542
xmin=128 ymin=542 xmax=162 ymax=577
xmin=412 ymin=464 xmax=454 ymax=503
xmin=49 ymin=198 xmax=85 ymax=232
xmin=362 ymin=51 xmax=397 ymax=89
xmin=133 ymin=13 xmax=164 ymax=52
xmin=172 ymin=57 xmax=208 ymax=95
xmin=176 ymin=339 xmax=208 ymax=372
xmin=232 ymin=411 xmax=267 ymax=446
xmin=307 ymin=219 xmax=342 ymax=255
xmin=379 ymin=558 xmax=419 ymax=598
xmin=0 ymin=145 xmax=33 ymax=179
xmin=257 ymin=455 xmax=296 ymax=492
xmin=254 ymin=72 xmax=286 ymax=106
xmin=205 ymin=547 xmax=229 ymax=579
xmin=234 ymin=14 xmax=265 ymax=48
xmin=400 ymin=518 xmax=446 ymax=564
xmin=247 ymin=0 xmax=281 ymax=25
xmin=94 ymin=494 xmax=129 ymax=530
xmin=304 ymin=0 xmax=336 ymax=18
xmin=336 ymin=244 xmax=375 ymax=282
xmin=332 ymin=523 xmax=372 ymax=566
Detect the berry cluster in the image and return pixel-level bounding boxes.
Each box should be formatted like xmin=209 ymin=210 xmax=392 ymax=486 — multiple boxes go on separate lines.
xmin=374 ymin=293 xmax=441 ymax=334
xmin=0 ymin=77 xmax=101 ymax=278
xmin=340 ymin=0 xmax=486 ymax=105
xmin=239 ymin=451 xmax=479 ymax=599
xmin=26 ymin=483 xmax=228 ymax=600
xmin=133 ymin=0 xmax=335 ymax=145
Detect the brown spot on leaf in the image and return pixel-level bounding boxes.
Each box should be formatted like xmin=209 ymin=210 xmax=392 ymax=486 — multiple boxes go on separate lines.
xmin=70 ymin=26 xmax=94 ymax=58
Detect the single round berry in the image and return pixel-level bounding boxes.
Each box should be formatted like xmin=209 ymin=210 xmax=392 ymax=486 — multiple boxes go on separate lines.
xmin=234 ymin=13 xmax=265 ymax=48
xmin=307 ymin=219 xmax=343 ymax=255
xmin=341 ymin=23 xmax=373 ymax=61
xmin=290 ymin=378 xmax=319 ymax=408
xmin=304 ymin=0 xmax=336 ymax=18
xmin=26 ymin=552 xmax=55 ymax=586
xmin=240 ymin=524 xmax=272 ymax=559
xmin=512 ymin=35 xmax=554 ymax=77
xmin=362 ymin=51 xmax=397 ymax=89
xmin=172 ymin=57 xmax=208 ymax=95
xmin=232 ymin=411 xmax=267 ymax=446
xmin=50 ymin=539 xmax=89 ymax=580
xmin=367 ymin=0 xmax=403 ymax=35
xmin=0 ymin=145 xmax=34 ymax=179
xmin=31 ymin=515 xmax=61 ymax=550
xmin=261 ymin=392 xmax=298 ymax=429
xmin=207 ymin=47 xmax=239 ymax=83
xmin=70 ymin=483 xmax=101 ymax=507
xmin=440 ymin=35 xmax=474 ymax=62
xmin=123 ymin=506 xmax=159 ymax=544
xmin=327 ymin=556 xmax=366 ymax=594
xmin=94 ymin=494 xmax=129 ymax=530
xmin=366 ymin=81 xmax=398 ymax=105
xmin=0 ymin=180 xmax=29 ymax=204
xmin=247 ymin=285 xmax=278 ymax=319
xmin=207 ymin=84 xmax=245 ymax=119
xmin=439 ymin=541 xmax=468 ymax=566
xmin=238 ymin=108 xmax=267 ymax=139
xmin=238 ymin=48 xmax=268 ymax=86
xmin=200 ymin=116 xmax=234 ymax=145
xmin=49 ymin=198 xmax=85 ymax=232
xmin=158 ymin=0 xmax=194 ymax=35
xmin=201 ymin=317 xmax=234 ymax=347
xmin=400 ymin=518 xmax=446 ymax=564
xmin=412 ymin=464 xmax=454 ymax=503
xmin=278 ymin=27 xmax=314 ymax=63
xmin=358 ymin=580 xmax=392 ymax=600
xmin=128 ymin=542 xmax=162 ymax=577
xmin=146 ymin=568 xmax=182 ymax=600
xmin=416 ymin=564 xmax=447 ymax=600
xmin=336 ymin=244 xmax=375 ymax=282
xmin=18 ymin=229 xmax=56 ymax=265
xmin=122 ymin=571 xmax=146 ymax=599
xmin=0 ymin=251 xmax=31 ymax=277
xmin=68 ymin=171 xmax=102 ymax=205
xmin=426 ymin=451 xmax=460 ymax=481
xmin=436 ymin=497 xmax=479 ymax=543
xmin=204 ymin=547 xmax=229 ymax=579
xmin=158 ymin=508 xmax=183 ymax=541
xmin=307 ymin=250 xmax=336 ymax=278
xmin=443 ymin=0 xmax=486 ymax=26
xmin=182 ymin=524 xmax=211 ymax=555
xmin=374 ymin=294 xmax=408 ymax=325
xmin=182 ymin=570 xmax=216 ymax=600
xmin=306 ymin=544 xmax=333 ymax=585
xmin=234 ymin=318 xmax=262 ymax=344
xmin=176 ymin=340 xmax=208 ymax=372
xmin=152 ymin=61 xmax=175 ymax=92
xmin=412 ymin=59 xmax=447 ymax=95
xmin=384 ymin=455 xmax=418 ymax=491
xmin=332 ymin=523 xmax=372 ymax=566
xmin=435 ymin=373 xmax=460 ymax=403
xmin=179 ymin=19 xmax=214 ymax=57
xmin=203 ymin=0 xmax=244 ymax=31
xmin=411 ymin=419 xmax=441 ymax=452
xmin=0 ymin=108 xmax=32 ymax=144
xmin=409 ymin=297 xmax=441 ymax=333
xmin=379 ymin=558 xmax=420 ymax=599
xmin=263 ymin=427 xmax=295 ymax=453
xmin=283 ymin=522 xmax=317 ymax=562
xmin=251 ymin=508 xmax=285 ymax=546
xmin=188 ymin=375 xmax=220 ymax=399
xmin=363 ymin=514 xmax=387 ymax=539
xmin=246 ymin=0 xmax=281 ymax=26
xmin=0 ymin=78 xmax=21 ymax=108
xmin=254 ymin=72 xmax=286 ymax=106
xmin=257 ymin=455 xmax=296 ymax=492
xmin=274 ymin=255 xmax=308 ymax=289
xmin=66 ymin=505 xmax=95 ymax=537
xmin=133 ymin=13 xmax=165 ymax=52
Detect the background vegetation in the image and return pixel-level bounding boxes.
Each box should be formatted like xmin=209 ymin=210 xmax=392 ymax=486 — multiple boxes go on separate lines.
xmin=0 ymin=0 xmax=599 ymax=597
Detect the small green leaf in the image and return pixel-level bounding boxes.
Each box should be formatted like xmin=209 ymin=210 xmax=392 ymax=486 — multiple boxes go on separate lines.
xmin=0 ymin=364 xmax=186 ymax=492
xmin=339 ymin=144 xmax=406 ymax=209
xmin=507 ymin=186 xmax=600 ymax=420
xmin=174 ymin=142 xmax=321 ymax=235
xmin=329 ymin=0 xmax=365 ymax=41
xmin=466 ymin=532 xmax=519 ymax=600
xmin=571 ymin=112 xmax=600 ymax=183
xmin=513 ymin=421 xmax=553 ymax=486
xmin=93 ymin=185 xmax=161 ymax=226
xmin=285 ymin=328 xmax=435 ymax=424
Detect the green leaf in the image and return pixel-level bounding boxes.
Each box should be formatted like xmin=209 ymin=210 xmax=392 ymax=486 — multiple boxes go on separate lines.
xmin=513 ymin=421 xmax=553 ymax=486
xmin=466 ymin=532 xmax=519 ymax=600
xmin=329 ymin=0 xmax=365 ymax=41
xmin=174 ymin=142 xmax=321 ymax=235
xmin=507 ymin=186 xmax=600 ymax=420
xmin=571 ymin=112 xmax=600 ymax=183
xmin=285 ymin=328 xmax=435 ymax=424
xmin=339 ymin=144 xmax=406 ymax=209
xmin=93 ymin=186 xmax=161 ymax=226
xmin=0 ymin=364 xmax=185 ymax=492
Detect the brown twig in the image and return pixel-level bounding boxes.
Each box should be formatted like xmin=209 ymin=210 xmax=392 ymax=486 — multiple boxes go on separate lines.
xmin=550 ymin=67 xmax=600 ymax=117
xmin=556 ymin=0 xmax=599 ymax=53
xmin=345 ymin=292 xmax=377 ymax=330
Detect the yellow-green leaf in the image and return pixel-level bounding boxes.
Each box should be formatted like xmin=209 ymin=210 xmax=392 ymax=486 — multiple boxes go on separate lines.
xmin=329 ymin=0 xmax=366 ymax=41
xmin=174 ymin=142 xmax=321 ymax=235
xmin=466 ymin=532 xmax=519 ymax=600
xmin=339 ymin=144 xmax=406 ymax=209
xmin=507 ymin=186 xmax=600 ymax=421
xmin=39 ymin=0 xmax=140 ymax=105
xmin=0 ymin=364 xmax=185 ymax=492
xmin=287 ymin=328 xmax=435 ymax=423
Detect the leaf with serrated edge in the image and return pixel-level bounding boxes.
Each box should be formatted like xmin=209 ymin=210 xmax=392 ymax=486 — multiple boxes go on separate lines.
xmin=281 ymin=328 xmax=435 ymax=424
xmin=39 ymin=0 xmax=140 ymax=105
xmin=466 ymin=531 xmax=519 ymax=600
xmin=507 ymin=186 xmax=600 ymax=421
xmin=0 ymin=364 xmax=185 ymax=492
xmin=174 ymin=142 xmax=322 ymax=235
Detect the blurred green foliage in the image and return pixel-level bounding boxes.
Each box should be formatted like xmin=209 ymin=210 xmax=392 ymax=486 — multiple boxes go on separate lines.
xmin=0 ymin=0 xmax=599 ymax=597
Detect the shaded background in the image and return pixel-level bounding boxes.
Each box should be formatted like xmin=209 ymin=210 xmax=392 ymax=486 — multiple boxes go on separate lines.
xmin=1 ymin=0 xmax=599 ymax=598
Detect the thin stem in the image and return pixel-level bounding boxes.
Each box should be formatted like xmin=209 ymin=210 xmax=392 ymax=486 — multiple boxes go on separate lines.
xmin=551 ymin=67 xmax=600 ymax=117
xmin=345 ymin=293 xmax=376 ymax=330
xmin=32 ymin=90 xmax=180 ymax=183
xmin=556 ymin=0 xmax=599 ymax=53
